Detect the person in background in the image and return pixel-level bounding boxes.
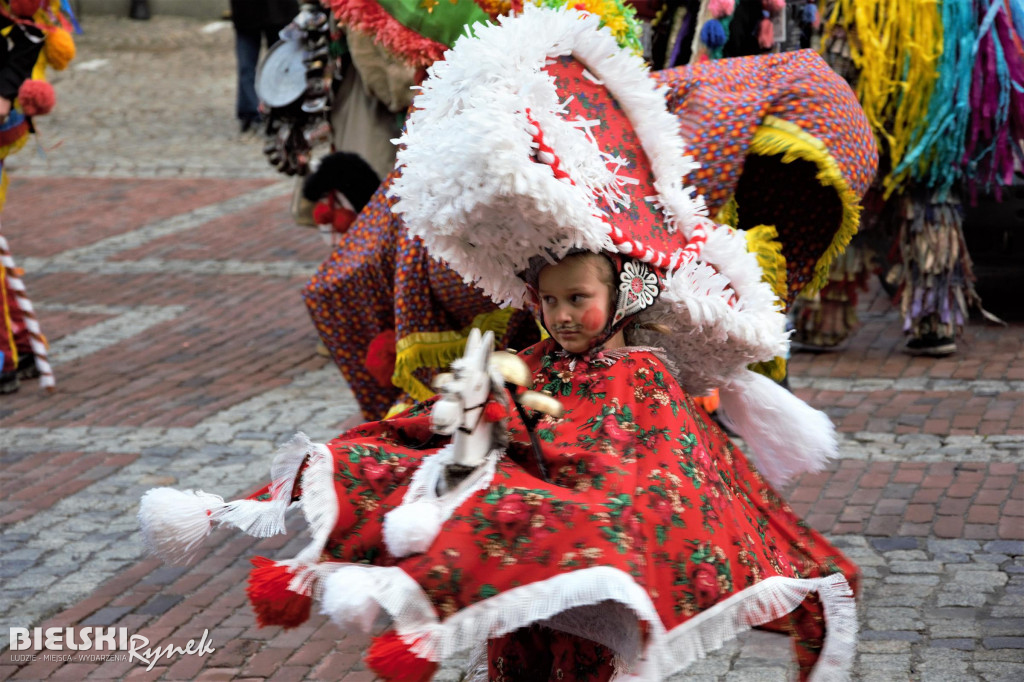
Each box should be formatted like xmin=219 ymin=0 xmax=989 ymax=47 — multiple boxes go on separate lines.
xmin=230 ymin=0 xmax=299 ymax=133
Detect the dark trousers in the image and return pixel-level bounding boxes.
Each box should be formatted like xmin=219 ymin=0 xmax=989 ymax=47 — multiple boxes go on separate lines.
xmin=234 ymin=25 xmax=286 ymax=123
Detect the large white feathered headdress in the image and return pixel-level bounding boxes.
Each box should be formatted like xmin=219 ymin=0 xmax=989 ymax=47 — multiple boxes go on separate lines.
xmin=391 ymin=5 xmax=788 ymax=395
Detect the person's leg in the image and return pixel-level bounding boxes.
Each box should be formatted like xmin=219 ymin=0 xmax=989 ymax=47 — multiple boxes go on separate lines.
xmin=234 ymin=27 xmax=262 ymax=128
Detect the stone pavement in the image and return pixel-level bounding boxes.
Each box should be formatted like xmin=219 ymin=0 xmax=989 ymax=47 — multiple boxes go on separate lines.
xmin=1 ymin=14 xmax=1022 ymax=682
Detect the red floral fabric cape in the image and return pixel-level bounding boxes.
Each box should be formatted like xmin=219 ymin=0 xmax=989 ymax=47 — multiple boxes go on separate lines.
xmin=263 ymin=339 xmax=857 ymax=679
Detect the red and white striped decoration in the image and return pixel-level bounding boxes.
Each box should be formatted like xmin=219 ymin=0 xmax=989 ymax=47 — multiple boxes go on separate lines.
xmin=0 ymin=231 xmax=54 ymax=390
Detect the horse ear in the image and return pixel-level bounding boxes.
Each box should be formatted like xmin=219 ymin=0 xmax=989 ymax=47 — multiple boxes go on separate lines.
xmin=476 ymin=330 xmax=495 ymax=372
xmin=466 ymin=327 xmax=482 ymax=354
xmin=480 ymin=331 xmax=495 ymax=355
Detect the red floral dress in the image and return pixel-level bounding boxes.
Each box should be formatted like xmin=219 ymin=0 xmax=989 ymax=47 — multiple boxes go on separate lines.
xmin=248 ymin=339 xmax=858 ymax=680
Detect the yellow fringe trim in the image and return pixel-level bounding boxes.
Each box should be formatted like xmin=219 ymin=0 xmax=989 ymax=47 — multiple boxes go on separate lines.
xmin=749 ymin=356 xmax=787 ymax=383
xmin=822 ymin=0 xmax=942 ymax=196
xmin=744 ymin=224 xmax=788 ymax=306
xmin=747 ymin=115 xmax=862 ymax=296
xmin=393 ymin=307 xmax=517 ymax=402
xmin=0 ymin=135 xmax=29 ymax=180
xmin=384 ymin=402 xmax=413 ymax=419
xmin=743 ymin=224 xmax=788 ymax=382
xmin=0 ymin=260 xmax=18 ymax=368
xmin=0 ymin=167 xmax=10 ymax=213
xmin=714 ymin=196 xmax=740 ymax=228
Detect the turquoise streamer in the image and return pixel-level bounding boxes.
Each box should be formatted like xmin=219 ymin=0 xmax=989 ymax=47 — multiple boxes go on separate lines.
xmin=891 ymin=0 xmax=977 ymax=196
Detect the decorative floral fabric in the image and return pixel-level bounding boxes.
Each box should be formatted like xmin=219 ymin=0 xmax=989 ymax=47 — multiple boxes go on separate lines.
xmin=308 ymin=338 xmax=857 ymax=678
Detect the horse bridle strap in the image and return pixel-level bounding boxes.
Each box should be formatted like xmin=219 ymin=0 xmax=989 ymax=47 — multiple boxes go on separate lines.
xmin=457 ymin=400 xmax=487 ymax=435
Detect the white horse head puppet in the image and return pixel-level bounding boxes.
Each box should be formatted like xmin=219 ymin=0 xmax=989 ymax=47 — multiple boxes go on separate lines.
xmin=382 ymin=328 xmax=564 ymax=557
xmin=430 ymin=328 xmax=506 ymax=471
xmin=430 ymin=328 xmax=563 ymax=483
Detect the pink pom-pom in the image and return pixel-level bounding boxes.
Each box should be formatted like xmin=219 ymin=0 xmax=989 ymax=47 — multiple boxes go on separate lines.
xmin=18 ymin=80 xmax=55 ymax=117
xmin=762 ymin=0 xmax=785 ymax=13
xmin=709 ymin=0 xmax=735 ymax=18
xmin=758 ymin=16 xmax=775 ymax=49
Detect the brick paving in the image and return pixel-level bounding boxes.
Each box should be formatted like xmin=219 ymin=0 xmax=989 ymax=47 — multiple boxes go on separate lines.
xmin=0 ymin=13 xmax=1022 ymax=682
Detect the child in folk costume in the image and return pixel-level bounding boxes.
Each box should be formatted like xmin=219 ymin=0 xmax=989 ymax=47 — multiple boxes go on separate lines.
xmin=140 ymin=7 xmax=861 ymax=681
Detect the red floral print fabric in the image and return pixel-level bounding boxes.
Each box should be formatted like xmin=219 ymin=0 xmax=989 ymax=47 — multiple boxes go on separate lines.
xmin=305 ymin=338 xmax=857 ymax=678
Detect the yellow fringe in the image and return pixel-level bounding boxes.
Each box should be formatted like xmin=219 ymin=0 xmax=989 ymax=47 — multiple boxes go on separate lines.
xmin=744 ymin=224 xmax=788 ymax=306
xmin=749 ymin=356 xmax=787 ymax=383
xmin=747 ymin=115 xmax=862 ymax=296
xmin=393 ymin=308 xmax=518 ymax=401
xmin=0 ymin=167 xmax=10 ymax=213
xmin=822 ymin=0 xmax=943 ymax=196
xmin=714 ymin=196 xmax=740 ymax=228
xmin=384 ymin=402 xmax=413 ymax=419
xmin=743 ymin=224 xmax=788 ymax=382
xmin=0 ymin=260 xmax=18 ymax=368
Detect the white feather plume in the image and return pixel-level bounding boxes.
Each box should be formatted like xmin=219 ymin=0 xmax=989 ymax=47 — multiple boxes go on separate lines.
xmin=718 ymin=370 xmax=837 ymax=488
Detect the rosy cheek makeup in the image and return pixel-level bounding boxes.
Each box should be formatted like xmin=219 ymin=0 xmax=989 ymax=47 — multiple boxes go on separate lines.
xmin=581 ymin=306 xmax=605 ymax=333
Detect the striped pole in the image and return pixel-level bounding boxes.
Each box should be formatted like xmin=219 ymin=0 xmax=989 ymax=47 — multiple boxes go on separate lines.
xmin=0 ymin=230 xmax=54 ymax=390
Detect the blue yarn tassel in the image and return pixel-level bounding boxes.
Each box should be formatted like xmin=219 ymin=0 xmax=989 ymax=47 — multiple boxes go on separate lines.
xmin=60 ymin=0 xmax=83 ymax=34
xmin=700 ymin=19 xmax=728 ymax=48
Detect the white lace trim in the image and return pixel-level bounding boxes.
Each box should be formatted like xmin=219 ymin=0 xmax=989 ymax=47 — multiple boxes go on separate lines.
xmin=657 ymin=573 xmax=856 ymax=680
xmin=211 ymin=432 xmax=314 ymax=537
xmin=317 ymin=554 xmax=854 ymax=680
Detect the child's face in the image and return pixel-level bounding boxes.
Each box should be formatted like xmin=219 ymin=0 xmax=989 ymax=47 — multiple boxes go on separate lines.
xmin=536 ymin=256 xmax=614 ymax=354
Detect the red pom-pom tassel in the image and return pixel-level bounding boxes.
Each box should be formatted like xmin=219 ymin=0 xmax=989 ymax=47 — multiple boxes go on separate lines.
xmin=483 ymin=400 xmax=508 ymax=423
xmin=246 ymin=557 xmax=312 ymax=629
xmin=365 ymin=329 xmax=397 ymax=387
xmin=331 ymin=206 xmax=357 ymax=233
xmin=366 ymin=630 xmax=438 ymax=682
xmin=312 ymin=200 xmax=334 ymax=225
xmin=18 ymin=80 xmax=55 ymax=117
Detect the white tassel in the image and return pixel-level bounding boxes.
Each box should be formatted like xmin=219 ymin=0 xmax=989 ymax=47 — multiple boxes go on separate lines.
xmin=718 ymin=370 xmax=837 ymax=488
xmin=137 ymin=488 xmax=226 ymax=565
xmin=320 ymin=566 xmax=384 ymax=634
xmin=383 ymin=500 xmax=443 ymax=557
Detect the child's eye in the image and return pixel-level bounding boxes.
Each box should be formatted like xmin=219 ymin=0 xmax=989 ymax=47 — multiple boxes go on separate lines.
xmin=571 ymin=294 xmax=589 ymax=303
xmin=542 ymin=296 xmax=556 ymax=305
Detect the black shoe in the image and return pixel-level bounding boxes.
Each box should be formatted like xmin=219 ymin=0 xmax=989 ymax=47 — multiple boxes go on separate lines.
xmin=904 ymin=333 xmax=956 ymax=357
xmin=16 ymin=352 xmax=39 ymax=380
xmin=0 ymin=370 xmax=19 ymax=394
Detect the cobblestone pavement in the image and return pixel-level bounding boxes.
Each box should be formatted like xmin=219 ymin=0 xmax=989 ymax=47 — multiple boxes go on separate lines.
xmin=1 ymin=14 xmax=1022 ymax=682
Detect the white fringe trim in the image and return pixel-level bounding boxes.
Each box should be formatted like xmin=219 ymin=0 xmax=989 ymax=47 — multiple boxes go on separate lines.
xmin=658 ymin=573 xmax=856 ymax=680
xmin=137 ymin=488 xmax=225 ymax=565
xmin=390 ymin=5 xmax=705 ymax=306
xmin=631 ymin=224 xmax=788 ymax=394
xmin=316 ymin=552 xmax=855 ymax=681
xmin=210 ymin=432 xmax=315 ymax=537
xmin=137 ymin=433 xmax=317 ymax=566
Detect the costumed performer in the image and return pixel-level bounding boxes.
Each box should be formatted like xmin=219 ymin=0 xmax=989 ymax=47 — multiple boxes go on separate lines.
xmin=1 ymin=0 xmax=77 ymax=393
xmin=140 ymin=7 xmax=861 ymax=681
xmin=305 ymin=0 xmax=876 ymax=420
